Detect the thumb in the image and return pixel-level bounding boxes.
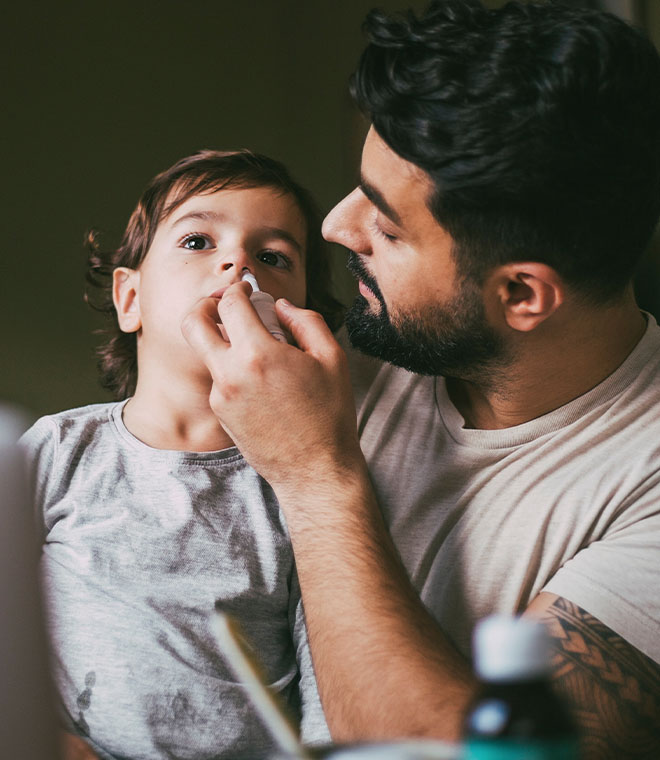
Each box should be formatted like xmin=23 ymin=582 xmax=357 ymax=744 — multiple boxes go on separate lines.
xmin=275 ymin=299 xmax=336 ymax=355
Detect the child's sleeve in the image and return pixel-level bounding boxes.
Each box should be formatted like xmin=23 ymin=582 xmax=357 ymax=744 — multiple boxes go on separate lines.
xmin=18 ymin=415 xmax=59 ymax=545
xmin=289 ymin=570 xmax=331 ymax=746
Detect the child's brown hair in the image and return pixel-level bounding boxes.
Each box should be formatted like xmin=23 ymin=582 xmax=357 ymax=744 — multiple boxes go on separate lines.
xmin=85 ymin=149 xmax=344 ymax=399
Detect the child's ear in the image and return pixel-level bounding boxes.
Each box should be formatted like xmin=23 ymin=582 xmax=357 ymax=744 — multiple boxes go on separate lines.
xmin=113 ymin=267 xmax=142 ymax=333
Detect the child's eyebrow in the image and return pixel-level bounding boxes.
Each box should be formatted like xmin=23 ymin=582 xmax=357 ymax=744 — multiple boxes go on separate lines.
xmin=171 ymin=209 xmax=303 ymax=255
xmin=171 ymin=209 xmax=225 ymax=227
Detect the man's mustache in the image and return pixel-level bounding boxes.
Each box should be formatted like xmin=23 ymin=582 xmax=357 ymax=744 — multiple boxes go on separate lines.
xmin=346 ymin=251 xmax=384 ymax=302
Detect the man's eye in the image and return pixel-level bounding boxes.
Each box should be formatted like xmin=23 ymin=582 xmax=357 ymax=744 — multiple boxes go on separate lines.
xmin=370 ymin=215 xmax=398 ymax=243
xmin=379 ymin=228 xmax=398 ymax=242
xmin=258 ymin=250 xmax=291 ymax=269
xmin=181 ymin=234 xmax=212 ymax=251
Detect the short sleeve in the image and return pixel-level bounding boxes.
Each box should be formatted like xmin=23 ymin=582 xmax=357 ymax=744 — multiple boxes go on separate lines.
xmin=18 ymin=416 xmax=59 ymax=545
xmin=543 ymin=479 xmax=660 ymax=663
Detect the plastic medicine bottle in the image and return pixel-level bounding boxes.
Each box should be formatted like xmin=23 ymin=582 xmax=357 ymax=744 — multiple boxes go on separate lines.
xmin=241 ymin=270 xmax=287 ymax=343
xmin=463 ymin=615 xmax=579 ymax=760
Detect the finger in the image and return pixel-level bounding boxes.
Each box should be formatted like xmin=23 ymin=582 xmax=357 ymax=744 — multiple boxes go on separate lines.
xmin=275 ymin=299 xmax=340 ymax=357
xmin=181 ymin=297 xmax=231 ymax=366
xmin=217 ymin=281 xmax=274 ymax=347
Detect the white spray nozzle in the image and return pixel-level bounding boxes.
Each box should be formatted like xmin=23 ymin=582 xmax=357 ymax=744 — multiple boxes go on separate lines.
xmin=241 ymin=269 xmax=260 ymax=292
xmin=239 ymin=267 xmax=288 ymax=343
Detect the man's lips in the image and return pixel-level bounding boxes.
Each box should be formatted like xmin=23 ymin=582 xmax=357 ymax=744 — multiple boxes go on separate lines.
xmin=347 ymin=251 xmax=380 ymax=300
xmin=358 ymin=280 xmax=375 ymax=298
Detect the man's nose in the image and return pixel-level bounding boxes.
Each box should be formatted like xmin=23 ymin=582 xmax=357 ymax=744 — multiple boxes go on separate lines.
xmin=322 ymin=188 xmax=369 ymax=253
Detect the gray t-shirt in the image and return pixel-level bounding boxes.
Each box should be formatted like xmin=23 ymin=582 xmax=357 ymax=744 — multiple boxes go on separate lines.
xmin=20 ymin=400 xmax=329 ymax=759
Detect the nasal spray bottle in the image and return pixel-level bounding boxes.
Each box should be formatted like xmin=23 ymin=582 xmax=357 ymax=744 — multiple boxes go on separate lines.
xmin=241 ymin=268 xmax=288 ymax=343
xmin=463 ymin=615 xmax=579 ymax=759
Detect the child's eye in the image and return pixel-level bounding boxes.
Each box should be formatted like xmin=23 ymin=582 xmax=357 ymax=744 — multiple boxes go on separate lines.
xmin=258 ymin=250 xmax=291 ymax=269
xmin=181 ymin=233 xmax=213 ymax=251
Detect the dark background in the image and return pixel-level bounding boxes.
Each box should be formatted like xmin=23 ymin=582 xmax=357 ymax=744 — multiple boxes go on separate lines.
xmin=3 ymin=0 xmax=659 ymax=419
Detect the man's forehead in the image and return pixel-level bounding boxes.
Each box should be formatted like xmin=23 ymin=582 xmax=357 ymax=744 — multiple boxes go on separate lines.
xmin=361 ymin=127 xmax=437 ymax=225
xmin=362 ymin=127 xmax=425 ymax=176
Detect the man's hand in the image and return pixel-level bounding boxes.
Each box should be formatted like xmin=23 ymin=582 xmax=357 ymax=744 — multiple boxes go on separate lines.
xmin=182 ymin=282 xmax=361 ymax=496
xmin=60 ymin=732 xmax=99 ymax=760
xmin=183 ymin=283 xmax=476 ymax=742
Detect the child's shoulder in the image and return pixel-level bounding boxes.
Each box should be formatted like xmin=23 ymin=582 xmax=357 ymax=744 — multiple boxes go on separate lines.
xmin=21 ymin=401 xmax=123 ymax=449
xmin=37 ymin=400 xmax=119 ymax=428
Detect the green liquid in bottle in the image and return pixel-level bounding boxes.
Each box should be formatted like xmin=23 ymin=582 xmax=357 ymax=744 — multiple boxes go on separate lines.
xmin=463 ymin=616 xmax=579 ymax=760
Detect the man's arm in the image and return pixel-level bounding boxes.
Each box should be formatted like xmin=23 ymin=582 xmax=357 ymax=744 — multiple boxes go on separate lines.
xmin=527 ymin=593 xmax=660 ymax=759
xmin=263 ymin=460 xmax=660 ymax=754
xmin=181 ymin=288 xmax=476 ymax=740
xmin=182 ymin=288 xmax=660 ymax=750
xmin=60 ymin=732 xmax=99 ymax=760
xmin=283 ymin=462 xmax=476 ymax=742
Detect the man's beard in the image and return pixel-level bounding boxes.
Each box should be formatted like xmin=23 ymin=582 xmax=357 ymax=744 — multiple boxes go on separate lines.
xmin=345 ymin=252 xmax=508 ymax=380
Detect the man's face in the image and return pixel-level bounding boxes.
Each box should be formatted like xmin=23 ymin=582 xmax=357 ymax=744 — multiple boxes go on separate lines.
xmin=322 ymin=127 xmax=505 ymax=378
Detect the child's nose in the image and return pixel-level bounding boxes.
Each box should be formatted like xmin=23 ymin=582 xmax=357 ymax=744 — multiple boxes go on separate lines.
xmin=217 ymin=248 xmax=250 ymax=276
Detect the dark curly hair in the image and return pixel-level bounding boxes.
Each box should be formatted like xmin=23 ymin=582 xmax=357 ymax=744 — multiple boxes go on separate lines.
xmin=351 ymin=0 xmax=660 ymax=302
xmin=85 ymin=149 xmax=344 ymax=399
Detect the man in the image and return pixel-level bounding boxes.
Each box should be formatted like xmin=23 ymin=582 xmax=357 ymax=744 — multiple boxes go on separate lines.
xmin=183 ymin=1 xmax=660 ymax=756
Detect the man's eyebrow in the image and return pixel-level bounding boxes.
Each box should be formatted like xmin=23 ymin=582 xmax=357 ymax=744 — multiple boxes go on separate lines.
xmin=170 ymin=209 xmax=303 ymax=254
xmin=359 ymin=176 xmax=403 ymax=227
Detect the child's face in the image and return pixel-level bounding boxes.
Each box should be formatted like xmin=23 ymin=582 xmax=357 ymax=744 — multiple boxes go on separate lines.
xmin=113 ymin=185 xmax=307 ymax=381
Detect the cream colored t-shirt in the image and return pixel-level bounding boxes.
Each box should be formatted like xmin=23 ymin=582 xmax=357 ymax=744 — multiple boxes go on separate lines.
xmin=344 ymin=314 xmax=660 ymax=664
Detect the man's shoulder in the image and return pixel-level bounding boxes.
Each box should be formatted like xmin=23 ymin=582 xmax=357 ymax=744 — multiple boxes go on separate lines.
xmin=605 ymin=313 xmax=660 ymax=417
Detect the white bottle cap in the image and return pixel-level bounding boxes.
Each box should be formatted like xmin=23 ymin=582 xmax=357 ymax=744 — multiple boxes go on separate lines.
xmin=472 ymin=615 xmax=551 ymax=682
xmin=239 ymin=269 xmax=287 ymax=343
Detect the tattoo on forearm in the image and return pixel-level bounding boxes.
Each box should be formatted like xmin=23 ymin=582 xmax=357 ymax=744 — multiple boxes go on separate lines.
xmin=539 ymin=597 xmax=660 ymax=759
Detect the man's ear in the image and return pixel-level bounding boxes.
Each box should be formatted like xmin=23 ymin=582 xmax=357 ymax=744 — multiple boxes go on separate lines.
xmin=487 ymin=262 xmax=565 ymax=332
xmin=112 ymin=267 xmax=142 ymax=333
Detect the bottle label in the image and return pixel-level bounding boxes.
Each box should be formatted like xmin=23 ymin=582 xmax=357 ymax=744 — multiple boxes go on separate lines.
xmin=463 ymin=737 xmax=579 ymax=760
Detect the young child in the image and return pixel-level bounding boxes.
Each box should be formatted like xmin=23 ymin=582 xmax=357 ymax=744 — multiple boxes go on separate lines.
xmin=20 ymin=149 xmax=344 ymax=759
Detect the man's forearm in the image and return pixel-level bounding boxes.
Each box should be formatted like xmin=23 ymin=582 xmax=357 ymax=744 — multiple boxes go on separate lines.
xmin=278 ymin=463 xmax=476 ymax=742
xmin=180 ymin=296 xmax=476 ymax=738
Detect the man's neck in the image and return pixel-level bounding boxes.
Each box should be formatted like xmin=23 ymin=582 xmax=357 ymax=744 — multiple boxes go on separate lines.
xmin=122 ymin=369 xmax=234 ymax=452
xmin=446 ymin=297 xmax=647 ymax=430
